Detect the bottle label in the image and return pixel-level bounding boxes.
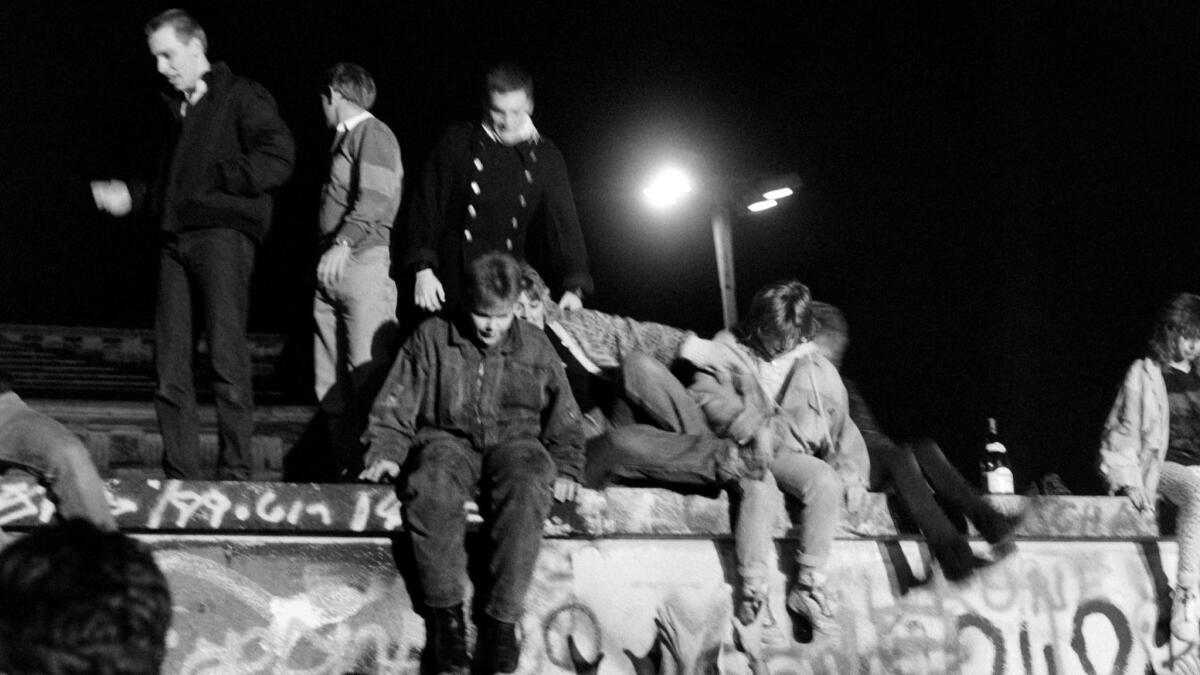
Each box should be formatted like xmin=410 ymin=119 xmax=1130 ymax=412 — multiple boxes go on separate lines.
xmin=986 ymin=467 xmax=1014 ymax=494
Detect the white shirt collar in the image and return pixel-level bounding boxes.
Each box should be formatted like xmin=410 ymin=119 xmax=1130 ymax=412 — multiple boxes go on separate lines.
xmin=337 ymin=110 xmax=374 ymax=133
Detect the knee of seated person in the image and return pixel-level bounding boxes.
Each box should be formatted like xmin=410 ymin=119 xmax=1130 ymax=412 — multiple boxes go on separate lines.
xmin=405 ymin=464 xmax=470 ymax=504
xmin=800 ymin=460 xmax=842 ymax=504
xmin=619 ymin=351 xmax=665 ymax=381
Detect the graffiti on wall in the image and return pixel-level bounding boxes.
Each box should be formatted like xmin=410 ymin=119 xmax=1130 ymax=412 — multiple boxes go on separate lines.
xmin=143 ymin=536 xmax=1200 ymax=675
xmin=0 ymin=479 xmax=408 ymax=533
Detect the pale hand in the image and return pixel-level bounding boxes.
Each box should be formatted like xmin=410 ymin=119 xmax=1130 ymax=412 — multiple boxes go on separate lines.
xmin=1118 ymin=485 xmax=1152 ymax=512
xmin=553 ymin=477 xmax=579 ymax=503
xmin=317 ymin=244 xmax=352 ymax=287
xmin=845 ymin=482 xmax=869 ymax=514
xmin=415 ymin=268 xmax=445 ymax=312
xmin=91 ymin=180 xmax=132 ymax=216
xmin=558 ymin=290 xmax=583 ymax=311
xmin=359 ymin=459 xmax=401 ymax=483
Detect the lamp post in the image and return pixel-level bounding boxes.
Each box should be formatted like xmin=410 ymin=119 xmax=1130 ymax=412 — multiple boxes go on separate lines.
xmin=643 ymin=168 xmax=802 ymax=329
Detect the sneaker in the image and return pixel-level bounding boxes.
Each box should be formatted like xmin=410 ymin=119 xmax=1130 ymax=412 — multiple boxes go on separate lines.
xmin=786 ymin=573 xmax=837 ymax=642
xmin=733 ymin=583 xmax=772 ymax=669
xmin=426 ymin=604 xmax=468 ymax=674
xmin=1172 ymin=585 xmax=1199 ymax=642
xmin=475 ymin=616 xmax=521 ymax=673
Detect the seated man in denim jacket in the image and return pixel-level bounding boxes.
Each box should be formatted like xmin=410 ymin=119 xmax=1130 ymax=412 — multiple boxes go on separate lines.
xmin=359 ymin=252 xmax=583 ymax=675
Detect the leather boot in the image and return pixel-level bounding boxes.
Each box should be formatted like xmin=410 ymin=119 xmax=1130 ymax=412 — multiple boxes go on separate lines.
xmin=426 ymin=603 xmax=469 ymax=674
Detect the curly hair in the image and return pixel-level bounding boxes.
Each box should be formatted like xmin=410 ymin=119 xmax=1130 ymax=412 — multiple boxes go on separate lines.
xmin=1147 ymin=293 xmax=1200 ymax=367
xmin=0 ymin=519 xmax=172 ymax=675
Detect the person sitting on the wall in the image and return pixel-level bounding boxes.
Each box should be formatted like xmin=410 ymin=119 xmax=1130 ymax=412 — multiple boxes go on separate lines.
xmin=0 ymin=518 xmax=172 ymax=675
xmin=512 ymin=264 xmax=780 ymax=660
xmin=686 ymin=280 xmax=867 ymax=643
xmin=359 ymin=252 xmax=584 ymax=674
xmin=1100 ymin=292 xmax=1200 ymax=641
xmin=0 ymin=371 xmax=115 ymax=531
xmin=808 ymin=302 xmax=1021 ymax=583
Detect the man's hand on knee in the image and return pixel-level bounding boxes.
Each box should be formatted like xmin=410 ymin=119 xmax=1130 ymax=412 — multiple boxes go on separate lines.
xmin=359 ymin=459 xmax=401 ymax=483
xmin=553 ymin=476 xmax=579 ymax=503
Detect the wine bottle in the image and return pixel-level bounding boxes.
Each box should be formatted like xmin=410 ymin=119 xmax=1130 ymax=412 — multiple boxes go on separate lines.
xmin=980 ymin=417 xmax=1014 ymax=494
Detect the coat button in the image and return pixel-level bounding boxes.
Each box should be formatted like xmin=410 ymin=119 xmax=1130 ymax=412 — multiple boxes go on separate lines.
xmin=473 ymin=157 xmax=483 ymax=171
xmin=524 ymin=170 xmax=533 ymax=183
xmin=464 ymin=229 xmax=473 ymax=242
xmin=512 ymin=217 xmax=518 ymax=229
xmin=518 ymin=194 xmax=526 ymax=208
xmin=471 ymin=181 xmax=481 ymax=195
xmin=506 ymin=238 xmax=513 ymax=250
xmin=467 ymin=204 xmax=477 ymax=218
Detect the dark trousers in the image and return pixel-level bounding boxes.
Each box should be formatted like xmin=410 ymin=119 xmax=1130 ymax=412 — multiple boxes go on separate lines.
xmin=868 ymin=435 xmax=1010 ymax=549
xmin=155 ymin=229 xmax=256 ymax=479
xmin=584 ymin=352 xmax=731 ymax=490
xmin=401 ymin=436 xmax=556 ymax=622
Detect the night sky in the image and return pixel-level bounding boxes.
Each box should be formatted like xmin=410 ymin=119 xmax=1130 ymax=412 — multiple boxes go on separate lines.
xmin=2 ymin=2 xmax=1199 ymax=494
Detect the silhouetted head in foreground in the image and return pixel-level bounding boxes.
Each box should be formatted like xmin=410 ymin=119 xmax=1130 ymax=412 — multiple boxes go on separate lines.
xmin=0 ymin=519 xmax=172 ymax=674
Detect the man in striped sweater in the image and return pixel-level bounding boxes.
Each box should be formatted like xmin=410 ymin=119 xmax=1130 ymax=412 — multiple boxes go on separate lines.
xmin=315 ymin=63 xmax=404 ymax=478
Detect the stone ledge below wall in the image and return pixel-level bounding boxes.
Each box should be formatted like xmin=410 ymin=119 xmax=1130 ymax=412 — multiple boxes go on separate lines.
xmin=0 ymin=477 xmax=1162 ymax=539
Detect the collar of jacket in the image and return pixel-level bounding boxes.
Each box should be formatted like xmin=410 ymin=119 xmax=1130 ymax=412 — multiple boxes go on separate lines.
xmin=448 ymin=311 xmax=522 ymax=355
xmin=475 ymin=123 xmax=542 ymax=165
xmin=160 ymin=61 xmax=233 ymax=109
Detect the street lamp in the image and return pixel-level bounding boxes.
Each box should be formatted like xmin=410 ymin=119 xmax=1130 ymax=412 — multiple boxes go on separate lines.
xmin=642 ymin=168 xmax=803 ymax=329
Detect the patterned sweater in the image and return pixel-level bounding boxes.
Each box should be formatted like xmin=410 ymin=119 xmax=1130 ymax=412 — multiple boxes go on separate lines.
xmin=319 ymin=113 xmax=403 ymax=249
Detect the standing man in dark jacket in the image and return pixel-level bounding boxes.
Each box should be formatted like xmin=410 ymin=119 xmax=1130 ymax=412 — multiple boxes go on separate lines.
xmin=406 ymin=63 xmax=592 ymax=315
xmin=91 ymin=9 xmax=295 ymax=480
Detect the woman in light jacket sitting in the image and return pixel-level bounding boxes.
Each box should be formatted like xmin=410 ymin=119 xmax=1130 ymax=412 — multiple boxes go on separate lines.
xmin=1100 ymin=292 xmax=1200 ymax=641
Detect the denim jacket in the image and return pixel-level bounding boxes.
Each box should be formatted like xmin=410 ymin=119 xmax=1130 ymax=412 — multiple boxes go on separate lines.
xmin=363 ymin=314 xmax=585 ymax=480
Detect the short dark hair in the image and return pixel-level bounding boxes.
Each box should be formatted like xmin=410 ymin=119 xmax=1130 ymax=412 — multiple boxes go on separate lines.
xmin=466 ymin=252 xmax=522 ymax=311
xmin=483 ymin=63 xmax=534 ymax=104
xmin=0 ymin=370 xmax=13 ymax=395
xmin=1148 ymin=293 xmax=1200 ymax=367
xmin=735 ymin=279 xmax=815 ymax=361
xmin=325 ymin=62 xmax=377 ymax=110
xmin=145 ymin=8 xmax=207 ymax=52
xmin=0 ymin=519 xmax=172 ymax=675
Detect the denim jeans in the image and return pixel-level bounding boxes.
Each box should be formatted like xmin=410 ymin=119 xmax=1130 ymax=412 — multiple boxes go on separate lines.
xmin=401 ymin=435 xmax=556 ymax=623
xmin=0 ymin=393 xmax=116 ymax=530
xmin=156 ymin=229 xmax=256 ymax=480
xmin=313 ymin=246 xmax=398 ymax=475
xmin=589 ymin=352 xmax=804 ymax=584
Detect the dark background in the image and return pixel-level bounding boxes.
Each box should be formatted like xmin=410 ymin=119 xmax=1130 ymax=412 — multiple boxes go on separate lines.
xmin=2 ymin=1 xmax=1198 ymax=494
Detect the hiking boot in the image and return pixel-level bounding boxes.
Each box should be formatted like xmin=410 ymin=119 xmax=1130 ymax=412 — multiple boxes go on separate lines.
xmin=426 ymin=604 xmax=468 ymax=674
xmin=732 ymin=582 xmax=772 ymax=671
xmin=1172 ymin=585 xmax=1199 ymax=642
xmin=475 ymin=615 xmax=521 ymax=673
xmin=786 ymin=572 xmax=837 ymax=642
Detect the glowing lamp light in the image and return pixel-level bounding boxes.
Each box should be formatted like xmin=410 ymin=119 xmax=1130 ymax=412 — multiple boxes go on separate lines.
xmin=642 ymin=167 xmax=694 ymax=208
xmin=746 ymin=199 xmax=778 ymax=212
xmin=762 ymin=187 xmax=794 ymax=200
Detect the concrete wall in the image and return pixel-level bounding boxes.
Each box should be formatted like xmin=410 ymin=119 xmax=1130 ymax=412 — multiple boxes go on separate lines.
xmin=1 ymin=478 xmax=1194 ymax=674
